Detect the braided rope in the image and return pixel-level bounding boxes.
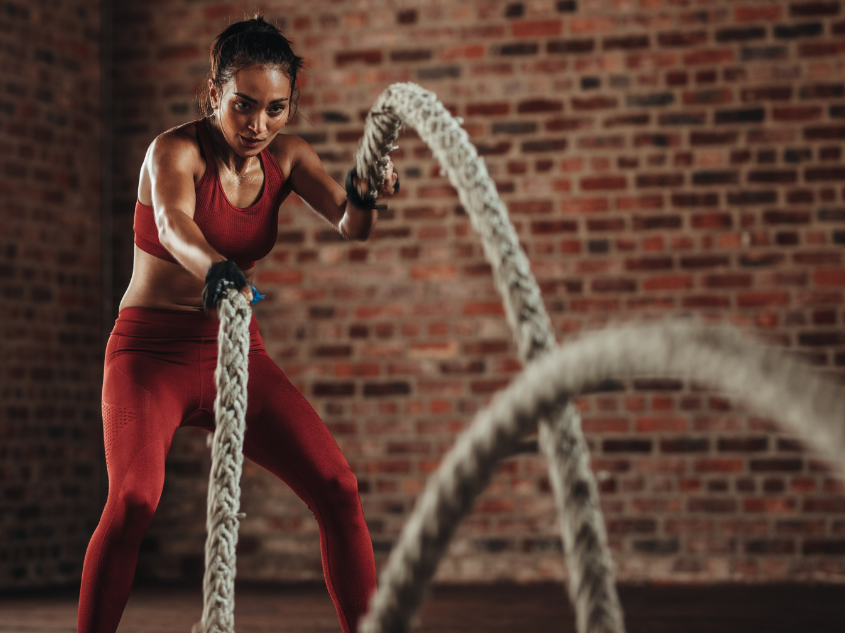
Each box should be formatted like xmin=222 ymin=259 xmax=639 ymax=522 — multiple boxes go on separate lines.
xmin=355 ymin=83 xmax=622 ymax=633
xmin=360 ymin=321 xmax=845 ymax=633
xmin=195 ymin=288 xmax=252 ymax=633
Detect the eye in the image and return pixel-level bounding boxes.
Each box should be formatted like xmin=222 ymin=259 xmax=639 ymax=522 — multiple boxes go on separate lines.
xmin=235 ymin=101 xmax=250 ymax=110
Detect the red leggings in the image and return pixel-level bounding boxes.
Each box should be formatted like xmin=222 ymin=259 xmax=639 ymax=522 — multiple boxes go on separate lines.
xmin=78 ymin=307 xmax=376 ymax=633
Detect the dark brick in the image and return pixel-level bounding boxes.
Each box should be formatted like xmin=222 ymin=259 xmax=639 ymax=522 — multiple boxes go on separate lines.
xmin=659 ymin=31 xmax=708 ymax=46
xmin=517 ymin=99 xmax=563 ymax=113
xmin=633 ymin=539 xmax=679 ymax=554
xmin=692 ymin=171 xmax=739 ymax=186
xmin=727 ymin=190 xmax=777 ymax=205
xmin=818 ymin=208 xmax=845 ymax=221
xmin=492 ymin=122 xmax=537 ymax=135
xmin=691 ymin=131 xmax=739 ymax=145
xmin=790 ymin=2 xmax=841 ymax=17
xmin=504 ymin=2 xmax=524 ymax=17
xmin=632 ymin=215 xmax=682 ymax=230
xmin=603 ymin=35 xmax=650 ymax=50
xmin=716 ymin=26 xmax=766 ymax=41
xmin=742 ymin=86 xmax=793 ymax=102
xmin=715 ymin=108 xmax=765 ymax=124
xmin=363 ymin=382 xmax=412 ymax=397
xmin=689 ymin=498 xmax=737 ymax=513
xmin=498 ymin=42 xmax=539 ymax=56
xmin=603 ymin=439 xmax=652 ymax=453
xmin=803 ymin=540 xmax=845 ymax=554
xmin=547 ymin=39 xmax=594 ymax=54
xmin=418 ymin=66 xmax=461 ymax=80
xmin=750 ymin=459 xmax=803 ymax=472
xmin=390 ymin=49 xmax=432 ymax=62
xmin=799 ymin=331 xmax=845 ymax=345
xmin=746 ymin=539 xmax=796 ymax=554
xmin=672 ymin=192 xmax=719 ymax=207
xmin=718 ymin=437 xmax=768 ymax=452
xmin=806 ymin=167 xmax=845 ymax=181
xmin=313 ymin=382 xmax=355 ymax=397
xmin=660 ymin=112 xmax=706 ymax=125
xmin=627 ymin=93 xmax=674 ymax=107
xmin=336 ymin=50 xmax=382 ymax=66
xmin=397 ymin=9 xmax=417 ymax=24
xmin=774 ymin=22 xmax=824 ymax=37
xmin=625 ymin=257 xmax=673 ymax=271
xmin=745 ymin=46 xmax=789 ymax=64
xmin=661 ymin=438 xmax=709 ymax=453
xmin=799 ymin=83 xmax=845 ymax=99
xmin=636 ymin=173 xmax=684 ymax=188
xmin=521 ymin=138 xmax=568 ymax=152
xmin=531 ymin=220 xmax=577 ymax=234
xmin=608 ymin=518 xmax=657 ymax=534
xmin=680 ymin=255 xmax=730 ymax=269
xmin=748 ymin=170 xmax=797 ymax=184
xmin=764 ymin=210 xmax=810 ymax=224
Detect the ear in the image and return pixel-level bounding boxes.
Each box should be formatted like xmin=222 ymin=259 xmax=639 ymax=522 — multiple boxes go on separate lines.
xmin=208 ymin=79 xmax=220 ymax=110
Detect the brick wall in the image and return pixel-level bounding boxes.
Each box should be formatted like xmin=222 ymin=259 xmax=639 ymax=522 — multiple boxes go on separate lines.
xmin=0 ymin=1 xmax=103 ymax=588
xmin=109 ymin=0 xmax=845 ymax=584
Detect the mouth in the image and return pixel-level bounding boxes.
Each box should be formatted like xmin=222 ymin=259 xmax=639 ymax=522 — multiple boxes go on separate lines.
xmin=239 ymin=135 xmax=265 ymax=146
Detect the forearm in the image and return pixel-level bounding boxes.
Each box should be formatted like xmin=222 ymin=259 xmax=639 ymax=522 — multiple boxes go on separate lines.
xmin=339 ymin=202 xmax=377 ymax=241
xmin=157 ymin=211 xmax=225 ymax=279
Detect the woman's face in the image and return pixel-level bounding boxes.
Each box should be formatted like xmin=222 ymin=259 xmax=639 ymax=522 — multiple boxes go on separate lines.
xmin=209 ymin=64 xmax=292 ymax=156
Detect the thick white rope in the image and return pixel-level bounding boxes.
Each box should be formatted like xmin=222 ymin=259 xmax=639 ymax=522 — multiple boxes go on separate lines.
xmin=360 ymin=321 xmax=845 ymax=633
xmin=195 ymin=288 xmax=252 ymax=633
xmin=355 ymin=83 xmax=622 ymax=633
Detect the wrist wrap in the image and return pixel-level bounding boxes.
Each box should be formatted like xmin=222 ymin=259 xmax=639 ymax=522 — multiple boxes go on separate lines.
xmin=202 ymin=260 xmax=248 ymax=311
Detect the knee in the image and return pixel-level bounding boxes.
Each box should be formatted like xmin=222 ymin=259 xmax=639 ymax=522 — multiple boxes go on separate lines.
xmin=319 ymin=467 xmax=361 ymax=509
xmin=119 ymin=486 xmax=160 ymax=527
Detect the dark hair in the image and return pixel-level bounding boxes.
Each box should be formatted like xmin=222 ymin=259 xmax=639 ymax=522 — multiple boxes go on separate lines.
xmin=200 ymin=15 xmax=305 ymax=117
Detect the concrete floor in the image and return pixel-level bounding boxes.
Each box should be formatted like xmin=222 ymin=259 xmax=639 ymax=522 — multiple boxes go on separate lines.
xmin=1 ymin=582 xmax=844 ymax=632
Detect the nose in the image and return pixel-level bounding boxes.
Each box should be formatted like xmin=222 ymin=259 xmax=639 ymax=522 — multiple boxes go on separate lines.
xmin=248 ymin=113 xmax=268 ymax=137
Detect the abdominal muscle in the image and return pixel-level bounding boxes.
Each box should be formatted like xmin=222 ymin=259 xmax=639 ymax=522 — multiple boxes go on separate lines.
xmin=118 ymin=246 xmax=256 ymax=312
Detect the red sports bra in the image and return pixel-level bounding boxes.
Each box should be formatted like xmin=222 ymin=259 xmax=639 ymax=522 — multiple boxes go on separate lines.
xmin=133 ymin=118 xmax=287 ymax=270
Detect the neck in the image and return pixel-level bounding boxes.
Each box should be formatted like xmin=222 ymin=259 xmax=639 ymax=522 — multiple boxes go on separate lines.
xmin=207 ymin=116 xmax=253 ymax=174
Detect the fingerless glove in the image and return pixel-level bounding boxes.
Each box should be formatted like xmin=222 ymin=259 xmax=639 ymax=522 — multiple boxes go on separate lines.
xmin=202 ymin=260 xmax=248 ymax=311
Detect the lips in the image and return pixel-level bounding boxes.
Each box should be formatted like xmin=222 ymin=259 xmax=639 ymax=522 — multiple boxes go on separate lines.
xmin=240 ymin=135 xmax=264 ymax=146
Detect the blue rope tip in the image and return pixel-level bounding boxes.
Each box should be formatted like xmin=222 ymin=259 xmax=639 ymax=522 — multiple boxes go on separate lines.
xmin=249 ymin=284 xmax=265 ymax=305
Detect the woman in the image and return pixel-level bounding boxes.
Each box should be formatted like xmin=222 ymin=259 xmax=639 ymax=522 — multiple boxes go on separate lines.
xmin=78 ymin=16 xmax=396 ymax=633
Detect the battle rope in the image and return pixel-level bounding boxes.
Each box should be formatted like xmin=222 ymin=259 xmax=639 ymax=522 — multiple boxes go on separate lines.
xmin=358 ymin=322 xmax=845 ymax=633
xmin=194 ymin=82 xmax=843 ymax=633
xmin=195 ymin=287 xmax=252 ymax=633
xmin=354 ymin=82 xmax=622 ymax=633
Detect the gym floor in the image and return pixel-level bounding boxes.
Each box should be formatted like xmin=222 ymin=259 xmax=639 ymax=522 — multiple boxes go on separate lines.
xmin=1 ymin=582 xmax=844 ymax=632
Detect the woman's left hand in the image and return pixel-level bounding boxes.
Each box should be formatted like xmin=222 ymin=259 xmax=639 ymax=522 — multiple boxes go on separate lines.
xmin=353 ymin=157 xmax=399 ymax=200
xmin=378 ymin=157 xmax=399 ymax=198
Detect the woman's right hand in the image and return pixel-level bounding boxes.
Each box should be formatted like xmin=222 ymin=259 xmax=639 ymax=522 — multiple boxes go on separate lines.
xmin=202 ymin=260 xmax=251 ymax=311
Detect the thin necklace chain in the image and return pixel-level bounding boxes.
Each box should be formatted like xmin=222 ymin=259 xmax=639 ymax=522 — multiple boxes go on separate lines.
xmin=208 ymin=117 xmax=253 ymax=180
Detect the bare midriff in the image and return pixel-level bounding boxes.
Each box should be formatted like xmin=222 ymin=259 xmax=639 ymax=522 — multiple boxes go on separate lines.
xmin=118 ymin=247 xmax=256 ymax=312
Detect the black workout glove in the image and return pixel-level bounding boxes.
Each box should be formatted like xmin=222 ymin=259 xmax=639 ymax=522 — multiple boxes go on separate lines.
xmin=202 ymin=260 xmax=248 ymax=311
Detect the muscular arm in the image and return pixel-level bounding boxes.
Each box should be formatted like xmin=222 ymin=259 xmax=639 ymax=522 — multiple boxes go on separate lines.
xmin=286 ymin=137 xmax=378 ymax=241
xmin=148 ymin=132 xmax=226 ymax=280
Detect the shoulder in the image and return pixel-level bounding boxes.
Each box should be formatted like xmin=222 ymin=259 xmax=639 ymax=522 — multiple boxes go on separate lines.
xmin=267 ymin=132 xmax=319 ymax=174
xmin=147 ymin=120 xmax=205 ymax=172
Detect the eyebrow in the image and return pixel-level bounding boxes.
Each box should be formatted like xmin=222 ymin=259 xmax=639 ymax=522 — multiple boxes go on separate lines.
xmin=234 ymin=92 xmax=289 ymax=104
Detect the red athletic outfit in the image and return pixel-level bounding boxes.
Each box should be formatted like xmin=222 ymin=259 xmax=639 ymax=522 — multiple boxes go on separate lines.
xmin=78 ymin=120 xmax=377 ymax=633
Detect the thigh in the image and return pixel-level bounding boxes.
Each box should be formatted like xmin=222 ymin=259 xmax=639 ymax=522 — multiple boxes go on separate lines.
xmin=242 ymin=353 xmax=354 ymax=503
xmin=102 ymin=339 xmax=191 ymax=483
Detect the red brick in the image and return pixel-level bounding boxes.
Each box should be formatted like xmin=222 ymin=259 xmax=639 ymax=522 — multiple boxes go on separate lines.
xmin=512 ymin=19 xmax=562 ymax=37
xmin=734 ymin=6 xmax=782 ymax=21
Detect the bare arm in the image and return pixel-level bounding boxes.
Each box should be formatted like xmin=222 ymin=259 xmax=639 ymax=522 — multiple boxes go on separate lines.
xmin=148 ymin=132 xmax=226 ymax=280
xmin=287 ymin=137 xmax=395 ymax=241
